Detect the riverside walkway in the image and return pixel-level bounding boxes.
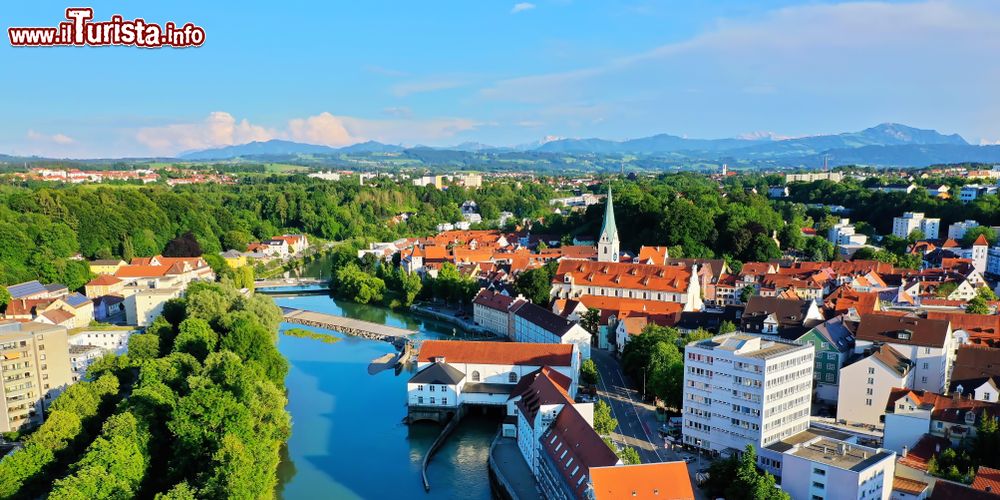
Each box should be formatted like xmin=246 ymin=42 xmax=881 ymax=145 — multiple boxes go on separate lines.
xmin=280 ymin=307 xmax=416 ymax=347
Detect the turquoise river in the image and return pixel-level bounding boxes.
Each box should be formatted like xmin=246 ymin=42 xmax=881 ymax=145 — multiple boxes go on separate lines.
xmin=272 ymin=294 xmax=496 ymax=499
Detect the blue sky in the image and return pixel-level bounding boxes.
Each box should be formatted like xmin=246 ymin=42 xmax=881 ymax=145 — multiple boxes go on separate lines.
xmin=2 ymin=0 xmax=999 ymax=158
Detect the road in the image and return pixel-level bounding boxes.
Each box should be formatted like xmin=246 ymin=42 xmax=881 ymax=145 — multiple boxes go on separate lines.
xmin=590 ymin=349 xmax=711 ymax=500
xmin=590 ymin=349 xmax=665 ymax=464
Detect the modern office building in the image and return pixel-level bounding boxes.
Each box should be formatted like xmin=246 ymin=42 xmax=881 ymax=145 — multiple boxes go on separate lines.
xmin=681 ymin=333 xmax=815 ymax=460
xmin=0 ymin=321 xmax=73 ymax=432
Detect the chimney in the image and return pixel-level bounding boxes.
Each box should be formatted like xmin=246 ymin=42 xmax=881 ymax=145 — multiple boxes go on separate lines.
xmin=838 ymin=443 xmax=846 ymax=455
xmin=902 ymin=446 xmax=908 ymax=458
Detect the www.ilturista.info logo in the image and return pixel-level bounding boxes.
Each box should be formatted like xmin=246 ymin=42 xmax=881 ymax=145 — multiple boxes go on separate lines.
xmin=8 ymin=8 xmax=205 ymax=48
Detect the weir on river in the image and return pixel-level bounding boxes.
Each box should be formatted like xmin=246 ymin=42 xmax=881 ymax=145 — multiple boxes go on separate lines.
xmin=280 ymin=306 xmax=416 ymax=348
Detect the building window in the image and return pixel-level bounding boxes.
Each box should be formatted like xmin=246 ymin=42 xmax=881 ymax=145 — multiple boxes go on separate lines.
xmin=865 ymin=398 xmax=872 ymax=406
xmin=440 ymin=385 xmax=446 ymax=392
xmin=442 ymin=398 xmax=447 ymax=405
xmin=921 ymin=377 xmax=928 ymax=384
xmin=922 ymin=363 xmax=929 ymax=370
xmin=471 ymin=371 xmax=481 ymax=382
xmin=418 ymin=396 xmax=423 ymax=404
xmin=417 ymin=385 xmax=423 ymax=391
xmin=430 ymin=397 xmax=435 ymax=404
xmin=868 ymin=367 xmax=875 ymax=374
xmin=867 ymin=378 xmax=874 ymax=384
xmin=509 ymin=372 xmax=518 ymax=383
xmin=925 ymin=347 xmax=931 ymax=354
xmin=430 ymin=385 xmax=436 ymax=392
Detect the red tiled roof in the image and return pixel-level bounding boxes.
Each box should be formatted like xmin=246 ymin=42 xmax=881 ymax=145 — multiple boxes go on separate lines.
xmin=40 ymin=309 xmax=74 ymax=325
xmin=473 ymin=289 xmax=515 ymax=312
xmin=417 ymin=340 xmax=574 ymax=367
xmin=893 ymin=476 xmax=929 ymax=496
xmin=636 ymin=246 xmax=670 ymax=265
xmin=115 ymin=265 xmax=171 ymax=278
xmin=930 ymin=480 xmax=1000 ymax=500
xmin=888 ymin=388 xmax=1000 ymax=425
xmin=590 ymin=462 xmax=695 ymax=500
xmin=554 ymin=259 xmax=692 ymax=293
xmin=973 ymin=466 xmax=1000 ymax=494
xmin=897 ymin=434 xmax=952 ymax=471
xmin=541 ymin=404 xmax=620 ymax=498
xmin=86 ymin=275 xmax=122 ymax=286
xmin=928 ymin=312 xmax=1000 ymax=338
xmin=974 ymin=234 xmax=991 ymax=246
xmin=856 ymin=313 xmax=951 ymax=348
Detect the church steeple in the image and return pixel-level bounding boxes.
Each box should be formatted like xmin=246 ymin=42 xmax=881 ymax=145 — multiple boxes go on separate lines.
xmin=597 ymin=186 xmax=619 ymax=262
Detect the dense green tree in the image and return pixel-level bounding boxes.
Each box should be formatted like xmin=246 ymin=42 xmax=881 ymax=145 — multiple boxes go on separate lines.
xmin=581 ymin=359 xmax=599 ymax=385
xmin=129 ymin=333 xmax=162 ymax=360
xmin=619 ymin=446 xmax=641 ymax=465
xmin=581 ymin=308 xmax=601 ymax=345
xmin=593 ymin=400 xmax=618 ymax=436
xmin=966 ymin=296 xmax=991 ymax=315
xmin=172 ymin=318 xmax=219 ymax=361
xmin=513 ymin=261 xmax=558 ymax=305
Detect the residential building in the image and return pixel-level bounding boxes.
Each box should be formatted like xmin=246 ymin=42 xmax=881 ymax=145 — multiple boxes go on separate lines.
xmin=960 ymin=184 xmax=999 ymax=203
xmin=740 ymin=296 xmax=825 ymax=340
xmin=948 ymin=220 xmax=981 ymax=240
xmin=878 ymin=183 xmax=917 ymax=194
xmin=85 ymin=274 xmax=124 ymax=297
xmin=67 ymin=328 xmax=135 ymax=355
xmin=124 ymin=288 xmax=182 ymax=327
xmin=768 ymin=186 xmax=790 ymax=198
xmin=925 ymin=184 xmax=950 ymax=198
xmin=780 ymin=435 xmax=895 ymax=500
xmin=837 ymin=344 xmax=914 ymax=426
xmin=892 ymin=213 xmax=940 ymax=240
xmin=88 ymin=259 xmax=127 ymax=275
xmin=891 ymin=476 xmax=930 ymax=500
xmin=513 ymin=302 xmax=592 ymax=360
xmin=219 ymin=249 xmax=247 ymax=269
xmin=551 ymin=259 xmax=703 ymax=312
xmin=682 ymin=333 xmax=815 ymax=459
xmin=786 ymin=172 xmax=844 ymax=183
xmin=589 ymin=462 xmax=695 ymax=500
xmin=69 ymin=344 xmax=104 ymax=382
xmin=948 ymin=345 xmax=1000 ymax=402
xmin=883 ymin=388 xmax=1000 ymax=453
xmin=6 ymin=280 xmax=67 ymax=301
xmin=596 ymin=187 xmax=620 ymax=263
xmin=929 ymin=480 xmax=1000 ymax=500
xmin=795 ymin=315 xmax=857 ymax=403
xmin=854 ymin=314 xmax=955 ymax=393
xmin=471 ymin=289 xmax=525 ymax=337
xmin=0 ymin=321 xmax=73 ymax=433
xmin=828 ymin=218 xmax=868 ymax=246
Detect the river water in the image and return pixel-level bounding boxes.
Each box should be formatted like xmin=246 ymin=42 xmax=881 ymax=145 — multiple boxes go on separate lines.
xmin=273 ymin=294 xmax=495 ymax=500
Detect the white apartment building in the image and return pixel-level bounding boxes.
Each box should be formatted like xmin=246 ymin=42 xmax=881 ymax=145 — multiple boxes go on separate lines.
xmin=947 ymin=220 xmax=980 ymax=240
xmin=960 ymin=184 xmax=998 ymax=203
xmin=780 ymin=436 xmax=896 ymax=500
xmin=828 ymin=219 xmax=868 ymax=246
xmin=892 ymin=212 xmax=940 ymax=240
xmin=785 ymin=172 xmax=844 ymax=183
xmin=682 ymin=333 xmax=815 ymax=459
xmin=837 ymin=344 xmax=914 ymax=426
xmin=67 ymin=329 xmax=136 ymax=355
xmin=853 ymin=314 xmax=955 ymax=394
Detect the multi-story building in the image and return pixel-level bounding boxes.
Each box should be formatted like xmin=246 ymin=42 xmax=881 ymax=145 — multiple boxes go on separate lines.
xmin=513 ymin=303 xmax=592 ymax=360
xmin=471 ymin=289 xmax=525 ymax=337
xmin=853 ymin=314 xmax=955 ymax=393
xmin=960 ymin=184 xmax=998 ymax=203
xmin=780 ymin=435 xmax=896 ymax=500
xmin=681 ymin=333 xmax=815 ymax=459
xmin=837 ymin=344 xmax=914 ymax=426
xmin=883 ymin=388 xmax=1000 ymax=454
xmin=69 ymin=344 xmax=104 ymax=382
xmin=794 ymin=315 xmax=856 ymax=403
xmin=892 ymin=212 xmax=940 ymax=240
xmin=785 ymin=172 xmax=844 ymax=184
xmin=0 ymin=321 xmax=73 ymax=432
xmin=948 ymin=220 xmax=981 ymax=240
xmin=828 ymin=219 xmax=868 ymax=246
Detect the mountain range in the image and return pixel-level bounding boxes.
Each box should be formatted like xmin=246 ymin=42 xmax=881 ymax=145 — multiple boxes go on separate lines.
xmin=174 ymin=123 xmax=991 ymax=167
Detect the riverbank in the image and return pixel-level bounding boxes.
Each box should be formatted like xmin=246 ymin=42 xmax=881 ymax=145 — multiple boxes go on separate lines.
xmin=409 ymin=303 xmax=497 ymax=338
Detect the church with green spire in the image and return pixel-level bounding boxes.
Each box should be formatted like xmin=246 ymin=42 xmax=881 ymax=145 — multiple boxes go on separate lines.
xmin=597 ymin=186 xmax=620 ymax=262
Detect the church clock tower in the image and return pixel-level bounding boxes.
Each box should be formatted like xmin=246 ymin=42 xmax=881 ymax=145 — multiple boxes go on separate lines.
xmin=597 ymin=187 xmax=619 ymax=262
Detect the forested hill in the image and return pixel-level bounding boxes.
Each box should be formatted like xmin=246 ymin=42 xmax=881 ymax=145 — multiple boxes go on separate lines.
xmin=0 ymin=178 xmax=557 ymax=289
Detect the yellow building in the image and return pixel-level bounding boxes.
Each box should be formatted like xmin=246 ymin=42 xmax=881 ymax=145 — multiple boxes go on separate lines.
xmin=0 ymin=321 xmax=73 ymax=432
xmin=220 ymin=250 xmax=248 ymax=268
xmin=88 ymin=259 xmax=126 ymax=275
xmin=84 ymin=275 xmax=125 ymax=298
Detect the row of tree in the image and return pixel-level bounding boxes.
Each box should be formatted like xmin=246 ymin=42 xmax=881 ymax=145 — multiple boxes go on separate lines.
xmin=0 ymin=282 xmax=290 ymax=499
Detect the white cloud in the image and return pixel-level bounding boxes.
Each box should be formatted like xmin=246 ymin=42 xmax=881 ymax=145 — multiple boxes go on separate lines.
xmin=511 ymin=2 xmax=536 ymax=14
xmin=27 ymin=130 xmax=75 ymax=145
xmin=134 ymin=111 xmax=481 ymax=155
xmin=391 ymin=78 xmax=467 ymax=97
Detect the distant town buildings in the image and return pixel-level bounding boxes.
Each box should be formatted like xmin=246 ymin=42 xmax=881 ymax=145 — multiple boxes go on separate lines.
xmin=785 ymin=172 xmax=844 ymax=183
